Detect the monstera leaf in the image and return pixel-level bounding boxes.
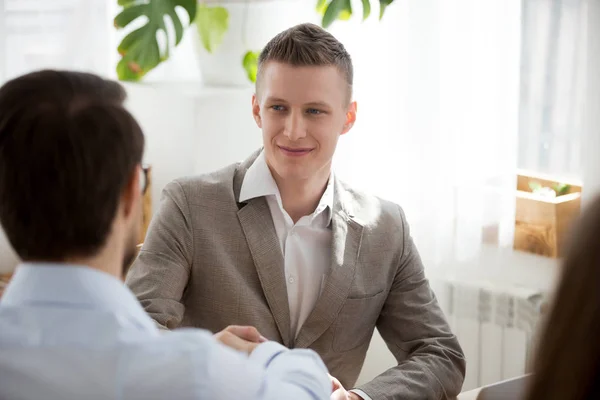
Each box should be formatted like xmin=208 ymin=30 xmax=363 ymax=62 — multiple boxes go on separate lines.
xmin=379 ymin=0 xmax=394 ymax=19
xmin=114 ymin=0 xmax=196 ymax=81
xmin=319 ymin=0 xmax=352 ymax=28
xmin=361 ymin=0 xmax=372 ymax=20
xmin=317 ymin=0 xmax=394 ymax=28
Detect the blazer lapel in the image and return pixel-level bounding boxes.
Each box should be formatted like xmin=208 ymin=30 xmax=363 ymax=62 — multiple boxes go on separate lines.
xmin=294 ymin=183 xmax=364 ymax=349
xmin=234 ymin=150 xmax=292 ymax=347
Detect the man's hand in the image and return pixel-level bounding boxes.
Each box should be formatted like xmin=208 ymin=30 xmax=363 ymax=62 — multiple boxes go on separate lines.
xmin=328 ymin=374 xmax=363 ymax=400
xmin=214 ymin=325 xmax=268 ymax=355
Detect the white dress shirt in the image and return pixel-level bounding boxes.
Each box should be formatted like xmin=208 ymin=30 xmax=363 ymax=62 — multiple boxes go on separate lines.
xmin=239 ymin=151 xmax=333 ymax=338
xmin=0 ymin=263 xmax=331 ymax=400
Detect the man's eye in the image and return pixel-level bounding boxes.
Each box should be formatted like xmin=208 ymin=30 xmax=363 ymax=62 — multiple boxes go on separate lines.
xmin=271 ymin=105 xmax=285 ymax=111
xmin=306 ymin=108 xmax=322 ymax=115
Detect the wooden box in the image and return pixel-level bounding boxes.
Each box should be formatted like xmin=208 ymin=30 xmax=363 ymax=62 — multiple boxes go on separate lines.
xmin=0 ymin=273 xmax=10 ymax=298
xmin=139 ymin=164 xmax=153 ymax=244
xmin=514 ymin=172 xmax=582 ymax=258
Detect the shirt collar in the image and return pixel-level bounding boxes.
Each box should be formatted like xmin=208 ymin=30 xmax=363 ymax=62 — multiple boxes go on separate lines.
xmin=239 ymin=150 xmax=280 ymax=202
xmin=0 ymin=263 xmax=157 ymax=332
xmin=239 ymin=150 xmax=335 ymax=225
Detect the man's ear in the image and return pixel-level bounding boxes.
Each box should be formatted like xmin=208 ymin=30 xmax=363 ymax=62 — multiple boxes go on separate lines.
xmin=252 ymin=94 xmax=262 ymax=129
xmin=122 ymin=166 xmax=141 ymax=218
xmin=341 ymin=101 xmax=357 ymax=135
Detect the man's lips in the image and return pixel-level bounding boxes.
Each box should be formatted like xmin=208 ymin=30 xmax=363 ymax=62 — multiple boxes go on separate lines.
xmin=278 ymin=145 xmax=314 ymax=156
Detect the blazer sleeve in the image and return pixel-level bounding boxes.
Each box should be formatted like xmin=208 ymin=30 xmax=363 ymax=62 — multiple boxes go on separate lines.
xmin=355 ymin=206 xmax=466 ymax=399
xmin=126 ymin=180 xmax=194 ymax=330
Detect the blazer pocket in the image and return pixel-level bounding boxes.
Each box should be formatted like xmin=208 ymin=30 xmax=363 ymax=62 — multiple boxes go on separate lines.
xmin=332 ymin=290 xmax=387 ymax=353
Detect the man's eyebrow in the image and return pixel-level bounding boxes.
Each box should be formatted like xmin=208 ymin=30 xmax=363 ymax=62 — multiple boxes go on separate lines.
xmin=264 ymin=98 xmax=333 ymax=108
xmin=264 ymin=97 xmax=288 ymax=103
xmin=304 ymin=101 xmax=332 ymax=108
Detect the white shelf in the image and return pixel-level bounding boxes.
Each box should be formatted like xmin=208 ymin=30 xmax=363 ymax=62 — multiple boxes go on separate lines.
xmin=121 ymin=81 xmax=255 ymax=99
xmin=429 ymin=244 xmax=560 ymax=295
xmin=123 ymin=80 xmax=261 ymax=214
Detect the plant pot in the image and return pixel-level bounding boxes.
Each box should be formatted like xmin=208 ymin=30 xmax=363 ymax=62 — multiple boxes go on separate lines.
xmin=513 ymin=172 xmax=582 ymax=258
xmin=192 ymin=0 xmax=317 ymax=87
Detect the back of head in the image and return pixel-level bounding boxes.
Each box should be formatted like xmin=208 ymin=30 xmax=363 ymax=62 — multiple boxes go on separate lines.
xmin=0 ymin=70 xmax=144 ymax=262
xmin=257 ymin=22 xmax=353 ymax=102
xmin=525 ymin=195 xmax=600 ymax=399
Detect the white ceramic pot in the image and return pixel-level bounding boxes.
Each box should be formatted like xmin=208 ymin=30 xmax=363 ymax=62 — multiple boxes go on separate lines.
xmin=193 ymin=0 xmax=317 ymax=87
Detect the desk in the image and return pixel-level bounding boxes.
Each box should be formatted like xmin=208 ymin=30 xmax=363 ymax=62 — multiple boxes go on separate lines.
xmin=456 ymin=388 xmax=481 ymax=400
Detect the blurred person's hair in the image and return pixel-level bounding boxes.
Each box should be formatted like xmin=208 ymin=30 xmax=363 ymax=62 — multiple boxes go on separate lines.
xmin=0 ymin=70 xmax=144 ymax=261
xmin=525 ymin=195 xmax=600 ymax=400
xmin=256 ymin=22 xmax=353 ymax=103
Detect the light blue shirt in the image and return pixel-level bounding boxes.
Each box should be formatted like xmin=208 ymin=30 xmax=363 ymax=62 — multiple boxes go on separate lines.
xmin=0 ymin=263 xmax=331 ymax=400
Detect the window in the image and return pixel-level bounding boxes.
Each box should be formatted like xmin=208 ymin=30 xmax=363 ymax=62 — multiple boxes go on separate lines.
xmin=517 ymin=0 xmax=587 ymax=181
xmin=0 ymin=0 xmax=113 ymax=81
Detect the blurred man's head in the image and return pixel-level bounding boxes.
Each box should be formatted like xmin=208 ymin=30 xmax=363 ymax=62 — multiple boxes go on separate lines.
xmin=252 ymin=23 xmax=357 ymax=186
xmin=0 ymin=70 xmax=144 ymax=277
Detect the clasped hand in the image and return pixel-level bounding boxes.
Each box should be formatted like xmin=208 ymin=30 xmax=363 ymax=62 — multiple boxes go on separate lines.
xmin=213 ymin=325 xmax=362 ymax=399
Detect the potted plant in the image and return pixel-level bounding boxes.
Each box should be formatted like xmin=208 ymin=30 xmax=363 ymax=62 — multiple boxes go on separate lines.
xmin=114 ymin=0 xmax=396 ymax=85
xmin=513 ymin=172 xmax=582 ymax=258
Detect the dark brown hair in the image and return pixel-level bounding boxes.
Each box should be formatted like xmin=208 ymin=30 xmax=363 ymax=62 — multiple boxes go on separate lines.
xmin=525 ymin=195 xmax=600 ymax=399
xmin=257 ymin=22 xmax=353 ymax=101
xmin=0 ymin=70 xmax=144 ymax=261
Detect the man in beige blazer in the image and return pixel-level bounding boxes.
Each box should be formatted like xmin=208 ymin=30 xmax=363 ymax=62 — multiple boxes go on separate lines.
xmin=127 ymin=23 xmax=465 ymax=399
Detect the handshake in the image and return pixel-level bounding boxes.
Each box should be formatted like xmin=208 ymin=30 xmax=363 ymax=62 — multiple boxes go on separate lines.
xmin=214 ymin=325 xmax=361 ymax=400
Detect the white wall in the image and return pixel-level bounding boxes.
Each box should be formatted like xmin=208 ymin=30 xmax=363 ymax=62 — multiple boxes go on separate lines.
xmin=123 ymin=83 xmax=196 ymax=212
xmin=122 ymin=83 xmax=261 ymax=214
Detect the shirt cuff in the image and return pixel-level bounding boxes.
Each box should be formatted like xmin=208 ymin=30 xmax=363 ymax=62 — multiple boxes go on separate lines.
xmin=248 ymin=341 xmax=288 ymax=368
xmin=350 ymin=389 xmax=373 ymax=400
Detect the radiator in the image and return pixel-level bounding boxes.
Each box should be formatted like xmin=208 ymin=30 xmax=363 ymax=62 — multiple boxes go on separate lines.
xmin=356 ymin=277 xmax=545 ymax=390
xmin=433 ymin=278 xmax=545 ymax=391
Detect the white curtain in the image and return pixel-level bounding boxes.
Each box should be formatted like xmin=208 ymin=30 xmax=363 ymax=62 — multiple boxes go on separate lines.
xmin=0 ymin=0 xmax=113 ymax=82
xmin=517 ymin=0 xmax=587 ymax=181
xmin=330 ymin=0 xmax=522 ymax=270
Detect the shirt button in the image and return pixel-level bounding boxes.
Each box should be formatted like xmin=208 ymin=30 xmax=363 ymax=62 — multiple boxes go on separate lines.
xmin=288 ymin=276 xmax=295 ymax=284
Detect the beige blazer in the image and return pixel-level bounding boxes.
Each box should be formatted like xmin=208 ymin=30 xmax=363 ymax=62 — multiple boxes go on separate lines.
xmin=126 ymin=149 xmax=466 ymax=399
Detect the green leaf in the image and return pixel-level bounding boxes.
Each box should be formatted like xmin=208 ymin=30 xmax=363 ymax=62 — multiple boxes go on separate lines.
xmin=167 ymin=8 xmax=184 ymax=45
xmin=379 ymin=0 xmax=394 ymax=20
xmin=316 ymin=0 xmax=328 ymax=15
xmin=242 ymin=50 xmax=260 ymax=83
xmin=361 ymin=0 xmax=371 ymax=20
xmin=175 ymin=0 xmax=196 ymax=23
xmin=322 ymin=0 xmax=352 ymax=28
xmin=338 ymin=0 xmax=353 ymax=20
xmin=195 ymin=4 xmax=228 ymax=53
xmin=114 ymin=4 xmax=147 ymax=28
xmin=118 ymin=0 xmax=140 ymax=6
xmin=553 ymin=183 xmax=571 ymax=196
xmin=114 ymin=0 xmax=197 ymax=82
xmin=117 ymin=26 xmax=145 ymax=56
xmin=528 ymin=181 xmax=542 ymax=192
